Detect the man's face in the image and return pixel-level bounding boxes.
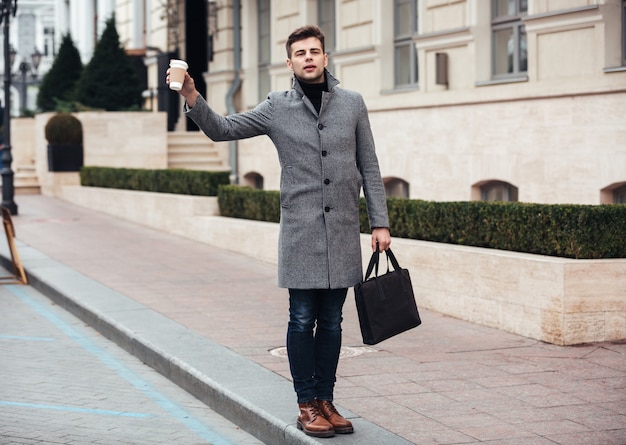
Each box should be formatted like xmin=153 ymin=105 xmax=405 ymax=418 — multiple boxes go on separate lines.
xmin=286 ymin=37 xmax=328 ymax=84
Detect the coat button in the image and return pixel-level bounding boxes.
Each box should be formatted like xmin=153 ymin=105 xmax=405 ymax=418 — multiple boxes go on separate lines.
xmin=321 ymin=150 xmax=327 ymax=156
xmin=324 ymin=206 xmax=330 ymax=212
xmin=318 ymin=123 xmax=324 ymax=130
xmin=324 ymin=179 xmax=330 ymax=185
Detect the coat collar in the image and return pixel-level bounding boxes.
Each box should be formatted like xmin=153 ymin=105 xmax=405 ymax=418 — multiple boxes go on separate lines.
xmin=292 ymin=69 xmax=340 ymax=96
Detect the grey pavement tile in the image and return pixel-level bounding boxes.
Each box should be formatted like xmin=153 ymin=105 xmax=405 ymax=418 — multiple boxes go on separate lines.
xmin=402 ymin=429 xmax=480 ymax=445
xmin=434 ymin=412 xmax=506 ymax=430
xmin=483 ymin=437 xmax=558 ymax=445
xmin=603 ymin=400 xmax=626 ymax=415
xmin=438 ymin=387 xmax=519 ymax=405
xmin=573 ymin=413 xmax=626 ymax=431
xmin=367 ymin=381 xmax=431 ymax=396
xmin=494 ymin=383 xmax=587 ymax=408
xmin=458 ymin=422 xmax=537 ymax=442
xmin=523 ymin=419 xmax=592 ymax=436
xmin=468 ymin=374 xmax=531 ymax=388
xmin=544 ymin=429 xmax=626 ymax=445
xmin=389 ymin=391 xmax=469 ymax=413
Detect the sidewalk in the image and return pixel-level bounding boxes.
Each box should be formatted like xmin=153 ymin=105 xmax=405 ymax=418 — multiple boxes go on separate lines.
xmin=2 ymin=194 xmax=625 ymax=445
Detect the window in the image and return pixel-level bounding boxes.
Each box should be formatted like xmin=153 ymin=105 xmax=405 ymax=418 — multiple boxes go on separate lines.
xmin=492 ymin=0 xmax=527 ymax=78
xmin=623 ymin=0 xmax=626 ymax=65
xmin=394 ymin=0 xmax=418 ymax=87
xmin=318 ymin=0 xmax=336 ymax=70
xmin=258 ymin=0 xmax=271 ymax=101
xmin=614 ymin=184 xmax=626 ymax=203
xmin=480 ymin=180 xmax=518 ymax=202
xmin=600 ymin=182 xmax=626 ymax=204
xmin=243 ymin=172 xmax=264 ymax=190
xmin=384 ymin=177 xmax=410 ymax=198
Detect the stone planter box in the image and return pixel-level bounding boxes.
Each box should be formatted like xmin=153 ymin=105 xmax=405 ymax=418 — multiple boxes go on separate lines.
xmin=47 ymin=143 xmax=84 ymax=172
xmin=57 ymin=185 xmax=626 ymax=346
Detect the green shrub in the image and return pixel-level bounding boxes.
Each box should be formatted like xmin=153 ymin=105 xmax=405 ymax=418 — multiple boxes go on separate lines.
xmin=44 ymin=113 xmax=83 ymax=145
xmin=218 ymin=185 xmax=281 ymax=223
xmin=80 ymin=175 xmax=626 ymax=259
xmin=73 ymin=16 xmax=143 ymax=111
xmin=37 ymin=34 xmax=83 ymax=112
xmin=80 ymin=166 xmax=230 ymax=196
xmin=224 ymin=188 xmax=626 ymax=259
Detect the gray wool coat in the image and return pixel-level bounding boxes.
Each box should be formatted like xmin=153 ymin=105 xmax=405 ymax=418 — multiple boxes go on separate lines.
xmin=186 ymin=70 xmax=389 ymax=289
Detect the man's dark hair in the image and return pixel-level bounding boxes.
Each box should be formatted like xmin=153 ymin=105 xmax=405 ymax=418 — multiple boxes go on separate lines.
xmin=286 ymin=25 xmax=326 ymax=58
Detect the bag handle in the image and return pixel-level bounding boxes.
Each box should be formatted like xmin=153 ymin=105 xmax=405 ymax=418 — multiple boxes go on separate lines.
xmin=363 ymin=244 xmax=403 ymax=281
xmin=364 ymin=244 xmax=380 ymax=281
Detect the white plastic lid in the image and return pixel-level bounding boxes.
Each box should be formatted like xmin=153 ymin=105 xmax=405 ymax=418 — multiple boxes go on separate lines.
xmin=169 ymin=59 xmax=188 ymax=70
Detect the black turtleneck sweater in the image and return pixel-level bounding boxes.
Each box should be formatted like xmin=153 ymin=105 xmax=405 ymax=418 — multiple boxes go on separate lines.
xmin=298 ymin=78 xmax=328 ymax=114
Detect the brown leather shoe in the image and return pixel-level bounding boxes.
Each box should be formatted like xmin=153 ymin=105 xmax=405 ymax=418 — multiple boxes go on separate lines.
xmin=297 ymin=401 xmax=335 ymax=438
xmin=316 ymin=399 xmax=354 ymax=434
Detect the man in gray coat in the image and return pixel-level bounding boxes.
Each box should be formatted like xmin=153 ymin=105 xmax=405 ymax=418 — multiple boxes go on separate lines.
xmin=169 ymin=25 xmax=391 ymax=438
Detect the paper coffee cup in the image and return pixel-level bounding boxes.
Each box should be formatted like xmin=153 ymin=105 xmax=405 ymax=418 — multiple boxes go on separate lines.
xmin=169 ymin=59 xmax=188 ymax=91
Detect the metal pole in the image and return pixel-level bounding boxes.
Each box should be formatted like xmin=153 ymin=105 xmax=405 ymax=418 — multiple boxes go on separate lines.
xmin=19 ymin=62 xmax=26 ymax=112
xmin=1 ymin=0 xmax=16 ymax=215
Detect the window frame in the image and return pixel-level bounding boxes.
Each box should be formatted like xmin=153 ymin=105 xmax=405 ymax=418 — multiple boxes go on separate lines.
xmin=384 ymin=177 xmax=410 ymax=198
xmin=622 ymin=0 xmax=626 ymax=66
xmin=480 ymin=180 xmax=519 ymax=202
xmin=614 ymin=184 xmax=626 ymax=204
xmin=257 ymin=0 xmax=271 ymax=101
xmin=491 ymin=0 xmax=528 ymax=80
xmin=318 ymin=0 xmax=336 ymax=71
xmin=393 ymin=0 xmax=419 ymax=88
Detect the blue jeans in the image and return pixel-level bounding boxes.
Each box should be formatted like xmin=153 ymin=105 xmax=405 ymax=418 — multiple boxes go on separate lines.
xmin=287 ymin=288 xmax=348 ymax=404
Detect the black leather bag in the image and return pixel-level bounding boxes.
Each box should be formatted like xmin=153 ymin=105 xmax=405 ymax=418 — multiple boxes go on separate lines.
xmin=354 ymin=247 xmax=421 ymax=345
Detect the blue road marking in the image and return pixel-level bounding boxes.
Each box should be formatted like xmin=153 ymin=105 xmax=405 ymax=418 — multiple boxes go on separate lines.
xmin=7 ymin=285 xmax=234 ymax=445
xmin=0 ymin=400 xmax=154 ymax=418
xmin=0 ymin=334 xmax=55 ymax=341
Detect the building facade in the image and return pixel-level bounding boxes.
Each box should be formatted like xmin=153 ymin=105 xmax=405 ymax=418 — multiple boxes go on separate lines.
xmin=116 ymin=0 xmax=626 ymax=205
xmin=0 ymin=0 xmax=56 ymax=114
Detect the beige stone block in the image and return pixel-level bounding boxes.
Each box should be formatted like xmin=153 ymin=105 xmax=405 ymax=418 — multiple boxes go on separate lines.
xmin=605 ymin=312 xmax=626 ymax=342
xmin=562 ymin=312 xmax=607 ymax=345
xmin=563 ymin=261 xmax=626 ymax=312
xmin=540 ymin=310 xmax=565 ymax=345
xmin=537 ymin=27 xmax=596 ymax=81
xmin=463 ymin=294 xmax=501 ymax=328
xmin=344 ymin=24 xmax=374 ymax=49
xmin=339 ymin=1 xmax=359 ymax=28
xmin=341 ymin=60 xmax=379 ymax=98
xmin=500 ymin=303 xmax=545 ymax=341
xmin=11 ymin=118 xmax=36 ymax=166
xmin=275 ymin=0 xmax=298 ymax=16
xmin=517 ymin=261 xmax=565 ymax=309
xmin=428 ymin=1 xmax=466 ymax=32
xmin=203 ymin=216 xmax=279 ymax=266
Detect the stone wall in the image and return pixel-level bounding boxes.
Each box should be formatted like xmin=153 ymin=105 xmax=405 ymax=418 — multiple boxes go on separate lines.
xmin=33 ymin=111 xmax=167 ymax=196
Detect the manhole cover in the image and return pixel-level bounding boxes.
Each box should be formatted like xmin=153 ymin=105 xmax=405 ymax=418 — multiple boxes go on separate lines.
xmin=269 ymin=346 xmax=377 ymax=359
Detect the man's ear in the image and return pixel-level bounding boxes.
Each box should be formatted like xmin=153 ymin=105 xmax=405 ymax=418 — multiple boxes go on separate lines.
xmin=286 ymin=58 xmax=294 ymax=71
xmin=324 ymin=53 xmax=328 ymax=68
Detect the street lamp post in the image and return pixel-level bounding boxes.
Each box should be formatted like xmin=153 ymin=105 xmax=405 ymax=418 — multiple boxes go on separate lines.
xmin=0 ymin=0 xmax=17 ymax=215
xmin=14 ymin=49 xmax=42 ymax=113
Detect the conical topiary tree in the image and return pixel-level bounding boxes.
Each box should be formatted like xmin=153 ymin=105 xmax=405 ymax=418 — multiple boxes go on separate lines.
xmin=36 ymin=34 xmax=83 ymax=112
xmin=73 ymin=15 xmax=143 ymax=111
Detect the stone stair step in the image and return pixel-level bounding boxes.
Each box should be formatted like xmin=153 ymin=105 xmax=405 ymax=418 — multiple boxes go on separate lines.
xmin=167 ymin=131 xmax=228 ymax=171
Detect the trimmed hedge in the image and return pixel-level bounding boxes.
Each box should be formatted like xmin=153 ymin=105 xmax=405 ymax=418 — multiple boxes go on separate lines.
xmin=374 ymin=199 xmax=626 ymax=260
xmin=218 ymin=186 xmax=625 ymax=259
xmin=218 ymin=185 xmax=281 ymax=223
xmin=80 ymin=166 xmax=230 ymax=196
